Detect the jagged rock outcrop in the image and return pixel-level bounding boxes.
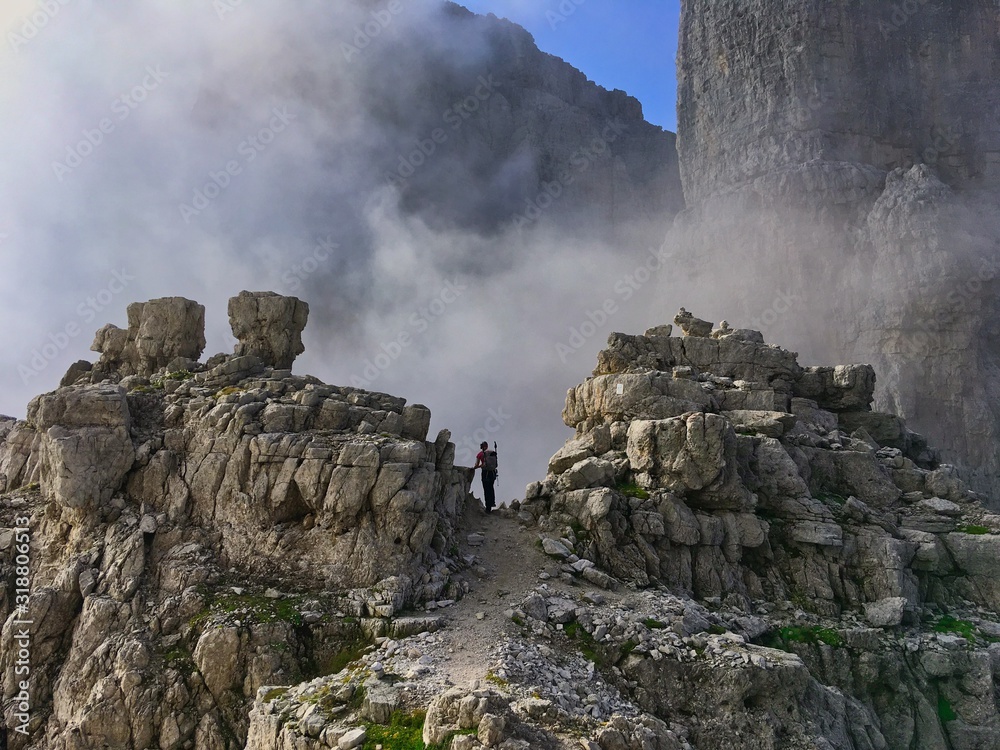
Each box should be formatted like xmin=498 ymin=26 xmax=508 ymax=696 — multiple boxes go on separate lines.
xmin=19 ymin=301 xmax=1000 ymax=749
xmin=28 ymin=385 xmax=134 ymax=511
xmin=519 ymin=312 xmax=1000 ymax=748
xmin=674 ymin=0 xmax=1000 ymax=500
xmin=228 ymin=291 xmax=310 ymax=370
xmin=0 ymin=294 xmax=472 ymax=749
xmin=229 ymin=313 xmax=1000 ymax=750
xmin=91 ymin=297 xmax=206 ymax=378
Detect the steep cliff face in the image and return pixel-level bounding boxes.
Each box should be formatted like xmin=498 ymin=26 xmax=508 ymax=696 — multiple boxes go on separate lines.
xmin=677 ymin=0 xmax=1000 ymax=203
xmin=674 ymin=0 xmax=1000 ymax=499
xmin=384 ymin=3 xmax=685 ymax=234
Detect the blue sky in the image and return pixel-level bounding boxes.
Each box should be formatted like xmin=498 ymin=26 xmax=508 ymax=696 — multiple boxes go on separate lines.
xmin=458 ymin=0 xmax=681 ymax=131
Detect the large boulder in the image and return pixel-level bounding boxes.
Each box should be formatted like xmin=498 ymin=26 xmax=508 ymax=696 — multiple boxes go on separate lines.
xmin=563 ymin=373 xmax=715 ymax=430
xmin=92 ymin=297 xmax=205 ymax=377
xmin=228 ymin=291 xmax=309 ymax=370
xmin=27 ymin=384 xmax=135 ymax=509
xmin=794 ymin=365 xmax=876 ymax=412
xmin=626 ymin=413 xmax=753 ymax=511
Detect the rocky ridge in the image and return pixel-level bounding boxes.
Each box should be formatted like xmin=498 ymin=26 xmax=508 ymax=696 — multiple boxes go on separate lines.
xmin=5 ymin=304 xmax=1000 ymax=749
xmin=0 ymin=293 xmax=472 ymax=749
xmin=195 ymin=310 xmax=1000 ymax=750
xmin=515 ymin=311 xmax=1000 ymax=749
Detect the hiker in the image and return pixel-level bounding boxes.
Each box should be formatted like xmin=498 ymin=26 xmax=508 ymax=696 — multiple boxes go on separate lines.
xmin=474 ymin=441 xmax=498 ymax=513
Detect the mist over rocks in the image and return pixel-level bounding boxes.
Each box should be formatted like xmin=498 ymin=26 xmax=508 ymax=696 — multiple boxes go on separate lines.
xmin=0 ymin=0 xmax=686 ymax=506
xmin=5 ymin=1 xmax=1000 ymax=746
xmin=672 ymin=0 xmax=1000 ymax=502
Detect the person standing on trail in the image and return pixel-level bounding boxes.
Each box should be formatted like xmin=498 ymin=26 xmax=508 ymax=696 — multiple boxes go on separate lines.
xmin=474 ymin=441 xmax=498 ymax=513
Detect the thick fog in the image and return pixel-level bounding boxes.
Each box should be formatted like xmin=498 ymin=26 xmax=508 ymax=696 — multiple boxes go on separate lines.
xmin=0 ymin=0 xmax=692 ymax=498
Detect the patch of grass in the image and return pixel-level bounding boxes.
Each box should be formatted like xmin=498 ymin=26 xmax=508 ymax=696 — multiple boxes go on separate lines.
xmin=163 ymin=369 xmax=194 ymax=381
xmin=619 ymin=639 xmax=638 ymax=660
xmin=261 ymin=687 xmax=289 ymax=702
xmin=789 ymin=592 xmax=811 ymax=611
xmin=190 ymin=592 xmax=305 ymax=627
xmin=510 ymin=614 xmax=525 ymax=627
xmin=215 ymin=386 xmax=244 ymax=398
xmin=568 ymin=519 xmax=591 ymax=543
xmin=564 ymin=622 xmax=600 ymax=664
xmin=163 ymin=645 xmax=195 ymax=671
xmin=708 ymin=625 xmax=727 ymax=635
xmin=348 ymin=685 xmax=366 ymax=710
xmin=769 ymin=626 xmax=843 ymax=650
xmin=324 ymin=640 xmax=371 ymax=676
xmin=362 ymin=710 xmax=456 ymax=750
xmin=485 ymin=670 xmax=509 ymax=688
xmin=615 ymin=482 xmax=650 ymax=500
xmin=934 ymin=615 xmax=977 ymax=641
xmin=938 ymin=695 xmax=957 ymax=722
xmin=131 ymin=384 xmax=163 ymax=394
xmin=642 ymin=618 xmax=667 ymax=630
xmin=957 ymin=524 xmax=991 ymax=535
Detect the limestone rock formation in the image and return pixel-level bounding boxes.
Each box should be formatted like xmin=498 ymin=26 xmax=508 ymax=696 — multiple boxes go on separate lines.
xmin=228 ymin=291 xmax=309 ymax=370
xmin=9 ymin=303 xmax=1000 ymax=749
xmin=519 ymin=315 xmax=1000 ymax=748
xmin=0 ymin=295 xmax=470 ymax=749
xmin=673 ymin=1 xmax=1000 ymax=500
xmin=206 ymin=314 xmax=1000 ymax=750
xmin=28 ymin=384 xmax=134 ymax=511
xmin=91 ymin=297 xmax=205 ymax=378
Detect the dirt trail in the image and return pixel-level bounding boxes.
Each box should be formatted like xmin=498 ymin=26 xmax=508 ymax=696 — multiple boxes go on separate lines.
xmin=431 ymin=506 xmax=551 ymax=687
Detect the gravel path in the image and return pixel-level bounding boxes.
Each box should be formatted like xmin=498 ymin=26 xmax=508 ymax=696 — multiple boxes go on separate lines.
xmin=433 ymin=506 xmax=546 ymax=686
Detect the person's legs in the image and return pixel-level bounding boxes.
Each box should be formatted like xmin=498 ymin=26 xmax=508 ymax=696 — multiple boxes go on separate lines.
xmin=483 ymin=471 xmax=496 ymax=511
